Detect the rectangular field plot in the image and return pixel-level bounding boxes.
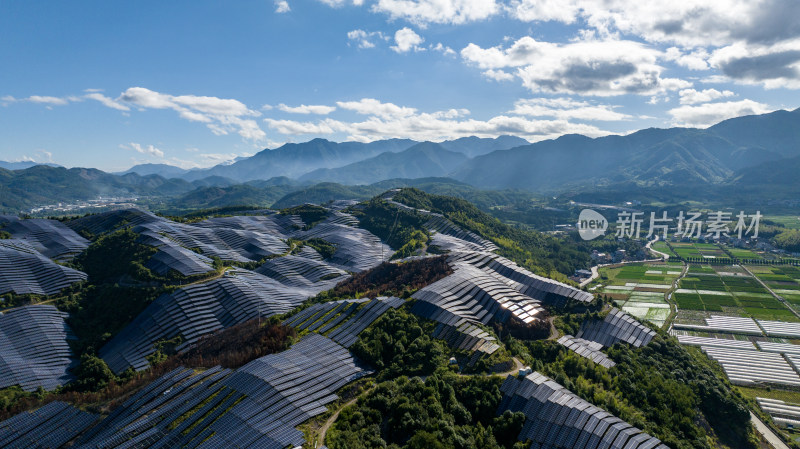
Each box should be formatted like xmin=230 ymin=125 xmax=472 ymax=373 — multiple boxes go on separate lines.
xmin=674 ymin=265 xmax=800 ymax=322
xmin=595 ymin=263 xmax=680 ymax=328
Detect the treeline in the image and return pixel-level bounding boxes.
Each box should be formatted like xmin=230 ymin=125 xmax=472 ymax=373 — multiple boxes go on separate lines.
xmin=392 ymin=188 xmax=589 ymax=280
xmin=315 ymin=256 xmax=452 ymax=301
xmin=280 ymin=203 xmax=329 ymax=229
xmin=351 ymin=307 xmax=446 ymax=379
xmin=348 ymin=198 xmax=431 ymax=253
xmin=327 ymin=372 xmax=529 ymax=449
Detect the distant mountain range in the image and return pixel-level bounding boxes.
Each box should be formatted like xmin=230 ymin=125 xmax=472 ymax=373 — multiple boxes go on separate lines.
xmin=2 ymin=108 xmax=798 ymax=213
xmin=0 ymin=161 xmax=61 ymax=170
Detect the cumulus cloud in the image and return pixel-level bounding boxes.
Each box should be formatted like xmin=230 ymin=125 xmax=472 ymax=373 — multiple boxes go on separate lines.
xmin=431 ymin=42 xmax=456 ymax=56
xmin=461 ymin=37 xmax=690 ymax=96
xmin=347 ymin=29 xmax=387 ymax=49
xmin=709 ymin=40 xmax=800 ymax=88
xmin=265 ymin=98 xmax=613 ymax=142
xmin=118 ymin=87 xmax=266 ymax=141
xmin=510 ymin=97 xmax=633 ymax=121
xmin=668 ymin=99 xmax=773 ymax=127
xmin=277 ymin=103 xmax=336 ymax=114
xmin=391 ymin=27 xmax=425 ymax=53
xmin=371 ymin=0 xmax=499 ymax=26
xmin=678 ymin=88 xmax=735 ymax=105
xmin=274 ymin=0 xmax=290 ymax=13
xmin=665 ymin=47 xmax=710 ymax=71
xmin=120 ymin=142 xmax=165 ymax=158
xmin=482 ymin=69 xmax=514 ymax=81
xmin=336 ymin=98 xmax=417 ymax=118
xmin=506 ymin=1 xmax=800 ymax=48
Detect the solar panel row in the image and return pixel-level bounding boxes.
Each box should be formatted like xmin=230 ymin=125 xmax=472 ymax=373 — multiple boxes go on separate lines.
xmin=557 ymin=335 xmax=616 ymax=369
xmin=577 ymin=308 xmax=656 ymax=348
xmin=499 ymin=372 xmax=667 ymax=449
xmin=99 ymin=269 xmax=314 ymax=373
xmin=0 ymin=401 xmax=98 ymax=449
xmin=285 ymin=297 xmax=405 ymax=348
xmin=3 ymin=218 xmax=89 ymax=261
xmin=70 ymin=334 xmax=369 ymax=449
xmin=0 ymin=305 xmax=77 ymax=391
xmin=0 ymin=243 xmax=87 ymax=296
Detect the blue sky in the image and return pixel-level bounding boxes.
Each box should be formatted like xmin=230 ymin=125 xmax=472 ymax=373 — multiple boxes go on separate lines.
xmin=2 ymin=0 xmax=799 ymax=171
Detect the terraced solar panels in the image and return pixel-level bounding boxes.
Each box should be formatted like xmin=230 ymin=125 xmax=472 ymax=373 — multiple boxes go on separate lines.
xmin=73 ymin=335 xmax=370 ymax=449
xmin=498 ymin=372 xmax=666 ymax=449
xmin=448 ymin=251 xmax=594 ymax=306
xmin=0 ymin=243 xmax=87 ymax=296
xmin=144 ymin=243 xmax=215 ymax=276
xmin=3 ymin=218 xmax=89 ymax=261
xmin=255 ymin=254 xmax=349 ymax=289
xmin=411 ymin=263 xmax=546 ymax=328
xmin=0 ymin=401 xmax=97 ymax=449
xmin=577 ymin=308 xmax=656 ymax=348
xmin=296 ymin=211 xmax=392 ymax=272
xmin=557 ymin=335 xmax=616 ymax=368
xmin=99 ymin=269 xmax=312 ymax=373
xmin=284 ymin=297 xmax=405 ymax=348
xmin=66 ymin=208 xmax=163 ymax=235
xmin=0 ymin=305 xmax=77 ymax=391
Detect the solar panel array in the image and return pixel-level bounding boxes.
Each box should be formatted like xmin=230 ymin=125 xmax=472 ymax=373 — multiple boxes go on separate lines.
xmin=432 ymin=319 xmax=499 ymax=355
xmin=144 ymin=243 xmax=215 ymax=277
xmin=66 ymin=208 xmax=163 ymax=235
xmin=0 ymin=401 xmax=98 ymax=449
xmin=499 ymin=372 xmax=666 ymax=449
xmin=295 ymin=211 xmax=392 ymax=272
xmin=285 ymin=297 xmax=405 ymax=348
xmin=255 ymin=254 xmax=349 ymax=289
xmin=577 ymin=308 xmax=656 ymax=348
xmin=412 ymin=263 xmax=546 ymax=327
xmin=3 ymin=218 xmax=89 ymax=261
xmin=0 ymin=243 xmax=87 ymax=296
xmin=0 ymin=305 xmax=77 ymax=391
xmin=448 ymin=251 xmax=594 ymax=306
xmin=557 ymin=335 xmax=616 ymax=368
xmin=71 ymin=334 xmax=370 ymax=449
xmin=99 ymin=269 xmax=317 ymax=373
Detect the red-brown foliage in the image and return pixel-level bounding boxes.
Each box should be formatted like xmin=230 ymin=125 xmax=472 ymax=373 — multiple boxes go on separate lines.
xmin=324 ymin=256 xmax=453 ymax=300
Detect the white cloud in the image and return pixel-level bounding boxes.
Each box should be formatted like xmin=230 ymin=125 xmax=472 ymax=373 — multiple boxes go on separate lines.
xmin=347 ymin=29 xmax=387 ymax=49
xmin=277 ymin=103 xmax=337 ymax=114
xmin=85 ymin=93 xmax=131 ymax=111
xmin=265 ymin=98 xmax=614 ymax=142
xmin=665 ymin=47 xmax=710 ymax=71
xmin=27 ymin=95 xmax=72 ymax=106
xmin=391 ymin=27 xmax=425 ymax=53
xmin=336 ymin=98 xmax=417 ymax=118
xmin=482 ymin=69 xmax=514 ymax=81
xmin=274 ymin=0 xmax=290 ymax=13
xmin=507 ymin=1 xmax=800 ymax=48
xmin=510 ymin=97 xmax=633 ymax=121
xmin=709 ymin=39 xmax=800 ymax=89
xmin=678 ymin=88 xmax=735 ymax=105
xmin=431 ymin=42 xmax=456 ymax=56
xmin=461 ymin=37 xmax=690 ymax=96
xmin=120 ymin=142 xmax=165 ymax=158
xmin=118 ymin=87 xmax=266 ymax=141
xmin=371 ymin=0 xmax=499 ymax=26
xmin=668 ymin=99 xmax=773 ymax=127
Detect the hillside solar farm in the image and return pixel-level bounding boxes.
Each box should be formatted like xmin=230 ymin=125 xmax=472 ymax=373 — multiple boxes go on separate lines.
xmin=0 ymin=189 xmax=797 ymax=448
